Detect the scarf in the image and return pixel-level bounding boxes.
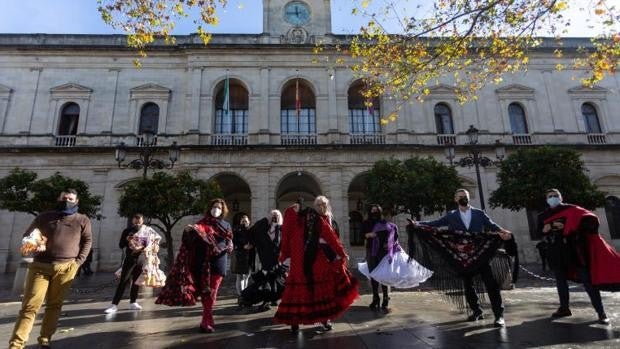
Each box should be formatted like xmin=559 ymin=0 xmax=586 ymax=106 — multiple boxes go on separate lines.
xmin=302 ymin=208 xmax=321 ymax=292
xmin=369 ymin=221 xmax=399 ymax=262
xmin=193 ymin=216 xmax=233 ymax=254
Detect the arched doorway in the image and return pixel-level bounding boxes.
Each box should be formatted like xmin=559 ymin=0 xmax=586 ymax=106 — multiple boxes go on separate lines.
xmin=211 ymin=173 xmax=252 ymax=222
xmin=348 ymin=172 xmax=369 ymax=246
xmin=275 ymin=171 xmax=322 ymax=211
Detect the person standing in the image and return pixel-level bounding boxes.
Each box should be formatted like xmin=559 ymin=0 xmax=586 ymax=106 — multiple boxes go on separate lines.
xmin=249 ymin=209 xmax=283 ymax=309
xmin=411 ymin=188 xmax=512 ymax=327
xmin=156 ymin=198 xmax=233 ymax=333
xmin=274 ymin=196 xmax=358 ymax=333
xmin=539 ymin=188 xmax=620 ymax=324
xmin=363 ymin=204 xmax=398 ymax=313
xmin=104 ymin=214 xmax=146 ymax=314
xmin=9 ymin=189 xmax=92 ymax=349
xmin=231 ymin=213 xmax=254 ymax=296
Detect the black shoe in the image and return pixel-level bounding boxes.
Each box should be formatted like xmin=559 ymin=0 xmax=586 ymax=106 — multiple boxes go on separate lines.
xmin=369 ymin=296 xmax=380 ymax=310
xmin=494 ymin=317 xmax=505 ymax=328
xmin=199 ymin=325 xmax=214 ymax=333
xmin=381 ymin=297 xmax=390 ymax=308
xmin=598 ymin=313 xmax=611 ymax=325
xmin=322 ymin=320 xmax=333 ymax=331
xmin=39 ymin=345 xmax=52 ymax=349
xmin=291 ymin=324 xmax=299 ymax=333
xmin=467 ymin=310 xmax=484 ymax=322
xmin=551 ymin=307 xmax=572 ymax=318
xmin=259 ymin=303 xmax=271 ymax=311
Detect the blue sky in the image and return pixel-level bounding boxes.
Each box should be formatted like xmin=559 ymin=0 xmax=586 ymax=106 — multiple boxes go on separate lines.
xmin=0 ymin=0 xmax=610 ymax=36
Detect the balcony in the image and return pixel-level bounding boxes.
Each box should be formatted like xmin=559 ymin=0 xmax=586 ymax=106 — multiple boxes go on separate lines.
xmin=512 ymin=134 xmax=532 ymax=145
xmin=54 ymin=135 xmax=76 ymax=147
xmin=350 ymin=133 xmax=386 ymax=145
xmin=136 ymin=135 xmax=158 ymax=147
xmin=587 ymin=133 xmax=606 ymax=144
xmin=211 ymin=134 xmax=248 ymax=146
xmin=436 ymin=134 xmax=456 ymax=145
xmin=281 ymin=134 xmax=317 ymax=145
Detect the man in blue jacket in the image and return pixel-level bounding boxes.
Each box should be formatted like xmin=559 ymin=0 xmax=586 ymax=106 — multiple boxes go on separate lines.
xmin=411 ymin=189 xmax=512 ymax=327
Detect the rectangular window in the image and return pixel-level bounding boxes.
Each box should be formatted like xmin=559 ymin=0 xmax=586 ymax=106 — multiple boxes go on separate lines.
xmin=215 ymin=109 xmax=248 ymax=134
xmin=349 ymin=109 xmax=380 ymax=134
xmin=280 ymin=109 xmax=316 ymax=134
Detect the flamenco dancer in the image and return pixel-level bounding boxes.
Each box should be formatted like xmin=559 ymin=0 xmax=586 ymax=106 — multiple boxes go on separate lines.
xmin=409 ymin=189 xmax=513 ymax=327
xmin=540 ymin=188 xmax=620 ymax=324
xmin=274 ymin=196 xmax=359 ymax=333
xmin=360 ymin=204 xmax=432 ymax=313
xmin=156 ymin=198 xmax=233 ymax=333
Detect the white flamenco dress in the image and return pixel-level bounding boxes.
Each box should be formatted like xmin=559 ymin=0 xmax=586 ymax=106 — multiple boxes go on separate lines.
xmin=358 ymin=250 xmax=433 ymax=289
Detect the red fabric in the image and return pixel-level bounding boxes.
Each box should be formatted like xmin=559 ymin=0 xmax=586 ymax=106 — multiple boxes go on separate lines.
xmin=194 ymin=216 xmax=233 ymax=254
xmin=544 ymin=205 xmax=620 ymax=287
xmin=201 ymin=274 xmax=223 ymax=328
xmin=274 ymin=207 xmax=359 ymax=325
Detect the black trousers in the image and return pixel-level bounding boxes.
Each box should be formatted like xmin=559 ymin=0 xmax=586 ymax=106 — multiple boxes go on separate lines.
xmin=463 ymin=263 xmax=504 ymax=318
xmin=112 ymin=258 xmax=142 ymax=305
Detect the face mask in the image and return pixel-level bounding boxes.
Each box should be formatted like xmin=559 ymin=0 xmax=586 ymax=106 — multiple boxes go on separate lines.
xmin=271 ymin=217 xmax=278 ymax=223
xmin=547 ymin=197 xmax=561 ymax=208
xmin=457 ymin=197 xmax=469 ymax=206
xmin=211 ymin=207 xmax=222 ymax=218
xmin=240 ymin=220 xmax=250 ymax=227
xmin=65 ymin=201 xmax=77 ymax=209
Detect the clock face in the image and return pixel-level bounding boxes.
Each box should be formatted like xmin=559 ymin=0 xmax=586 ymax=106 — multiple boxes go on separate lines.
xmin=284 ymin=1 xmax=311 ymax=26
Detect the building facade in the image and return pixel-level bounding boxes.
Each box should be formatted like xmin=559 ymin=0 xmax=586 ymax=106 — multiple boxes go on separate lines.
xmin=1 ymin=0 xmax=620 ymax=272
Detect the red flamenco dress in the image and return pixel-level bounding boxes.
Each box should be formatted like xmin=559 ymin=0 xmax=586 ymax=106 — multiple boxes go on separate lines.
xmin=155 ymin=216 xmax=233 ymax=331
xmin=274 ymin=207 xmax=359 ymax=326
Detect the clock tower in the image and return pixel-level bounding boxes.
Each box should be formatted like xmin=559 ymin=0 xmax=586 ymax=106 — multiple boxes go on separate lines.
xmin=263 ymin=0 xmax=332 ymax=44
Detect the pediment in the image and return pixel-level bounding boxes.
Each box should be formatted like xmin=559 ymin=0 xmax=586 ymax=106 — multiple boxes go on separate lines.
xmin=0 ymin=83 xmax=12 ymax=94
xmin=50 ymin=83 xmax=92 ymax=93
xmin=495 ymin=84 xmax=535 ymax=94
xmin=130 ymin=83 xmax=171 ymax=93
xmin=568 ymin=85 xmax=609 ymax=96
xmin=427 ymin=84 xmax=459 ymax=95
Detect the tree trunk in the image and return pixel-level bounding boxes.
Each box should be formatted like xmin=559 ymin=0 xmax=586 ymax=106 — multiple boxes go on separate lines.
xmin=164 ymin=230 xmax=174 ymax=271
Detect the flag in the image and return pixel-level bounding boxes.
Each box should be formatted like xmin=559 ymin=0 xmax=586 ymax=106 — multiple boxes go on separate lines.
xmin=223 ymin=73 xmax=230 ymax=119
xmin=295 ymin=78 xmax=301 ymax=118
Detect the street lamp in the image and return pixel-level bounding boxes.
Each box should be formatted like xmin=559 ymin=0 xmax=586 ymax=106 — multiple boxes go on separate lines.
xmin=445 ymin=125 xmax=504 ymax=211
xmin=115 ymin=139 xmax=181 ymax=179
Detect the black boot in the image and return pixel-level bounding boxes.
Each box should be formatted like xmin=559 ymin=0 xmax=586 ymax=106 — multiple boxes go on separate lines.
xmin=369 ymin=295 xmax=380 ymax=310
xmin=381 ymin=296 xmax=391 ymax=313
xmin=291 ymin=324 xmax=299 ymax=333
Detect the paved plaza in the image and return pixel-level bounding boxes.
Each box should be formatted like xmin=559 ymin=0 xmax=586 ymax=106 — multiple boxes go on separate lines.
xmin=0 ymin=267 xmax=619 ymax=349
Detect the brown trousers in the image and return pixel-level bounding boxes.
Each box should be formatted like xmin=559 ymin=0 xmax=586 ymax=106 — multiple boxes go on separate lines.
xmin=9 ymin=260 xmax=79 ymax=349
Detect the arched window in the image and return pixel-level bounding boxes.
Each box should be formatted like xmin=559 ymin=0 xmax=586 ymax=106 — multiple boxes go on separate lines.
xmin=348 ymin=81 xmax=380 ymax=134
xmin=605 ymin=196 xmax=620 ymax=239
xmin=138 ymin=102 xmax=159 ymax=134
xmin=214 ymin=79 xmax=249 ymax=134
xmin=280 ymin=79 xmax=316 ymax=134
xmin=349 ymin=211 xmax=364 ymax=246
xmin=582 ymin=103 xmax=602 ymax=133
xmin=434 ymin=103 xmax=454 ymax=134
xmin=57 ymin=103 xmax=80 ymax=135
xmin=508 ymin=103 xmax=528 ymax=134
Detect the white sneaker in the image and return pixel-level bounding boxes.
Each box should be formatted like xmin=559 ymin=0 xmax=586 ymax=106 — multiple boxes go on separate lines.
xmin=129 ymin=302 xmax=142 ymax=310
xmin=104 ymin=305 xmax=118 ymax=314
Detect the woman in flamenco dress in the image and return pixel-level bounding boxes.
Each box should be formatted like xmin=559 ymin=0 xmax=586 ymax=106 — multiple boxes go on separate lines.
xmin=274 ymin=195 xmax=359 ymax=333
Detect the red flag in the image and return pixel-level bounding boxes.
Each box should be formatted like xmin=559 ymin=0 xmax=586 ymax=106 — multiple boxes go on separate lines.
xmin=295 ymin=79 xmax=301 ymax=118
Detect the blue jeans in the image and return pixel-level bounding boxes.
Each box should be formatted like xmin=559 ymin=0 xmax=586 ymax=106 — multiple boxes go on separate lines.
xmin=554 ymin=267 xmax=605 ymax=315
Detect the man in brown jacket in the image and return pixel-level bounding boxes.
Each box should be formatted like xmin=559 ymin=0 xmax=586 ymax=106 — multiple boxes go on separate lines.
xmin=9 ymin=189 xmax=92 ymax=349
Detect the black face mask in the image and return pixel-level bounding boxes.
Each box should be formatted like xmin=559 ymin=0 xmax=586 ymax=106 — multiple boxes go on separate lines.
xmin=370 ymin=213 xmax=381 ymax=220
xmin=457 ymin=197 xmax=469 ymax=206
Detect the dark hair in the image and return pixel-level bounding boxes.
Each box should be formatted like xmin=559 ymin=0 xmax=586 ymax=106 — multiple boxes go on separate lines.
xmin=207 ymin=198 xmax=229 ymax=218
xmin=132 ymin=213 xmax=144 ymax=220
xmin=232 ymin=212 xmax=249 ymax=226
xmin=367 ymin=204 xmax=383 ymax=217
xmin=545 ymin=188 xmax=562 ymax=197
xmin=64 ymin=188 xmax=78 ymax=196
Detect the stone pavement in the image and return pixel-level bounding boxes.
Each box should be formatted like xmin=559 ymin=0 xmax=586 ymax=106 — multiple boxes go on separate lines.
xmin=0 ymin=267 xmax=619 ymax=349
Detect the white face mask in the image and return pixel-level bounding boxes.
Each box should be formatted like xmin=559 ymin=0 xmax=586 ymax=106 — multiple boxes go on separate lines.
xmin=211 ymin=207 xmax=222 ymax=218
xmin=547 ymin=197 xmax=561 ymax=208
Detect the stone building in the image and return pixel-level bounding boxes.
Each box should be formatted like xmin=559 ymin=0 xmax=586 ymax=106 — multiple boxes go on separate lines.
xmin=0 ymin=0 xmax=619 ymax=272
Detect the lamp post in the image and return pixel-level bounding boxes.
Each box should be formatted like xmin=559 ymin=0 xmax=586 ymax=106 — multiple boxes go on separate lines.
xmin=445 ymin=125 xmax=505 ymax=211
xmin=114 ymin=130 xmax=181 ymax=179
